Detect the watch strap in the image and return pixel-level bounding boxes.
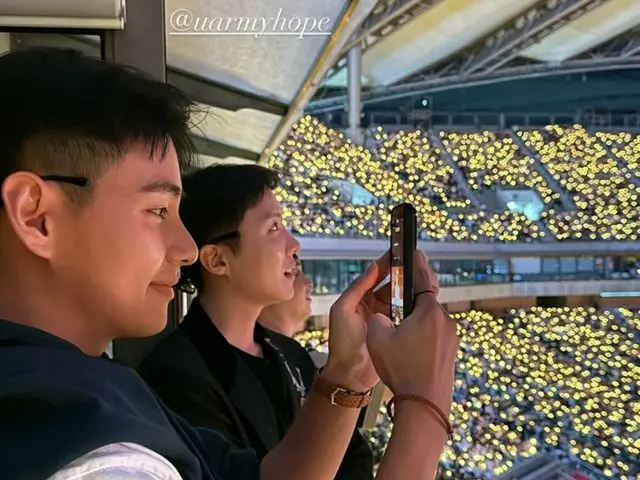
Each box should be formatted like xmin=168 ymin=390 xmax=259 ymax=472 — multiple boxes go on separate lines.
xmin=314 ymin=371 xmax=372 ymax=408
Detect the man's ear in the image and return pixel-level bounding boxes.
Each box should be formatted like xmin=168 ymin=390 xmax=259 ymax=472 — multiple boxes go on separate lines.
xmin=200 ymin=244 xmax=231 ymax=277
xmin=1 ymin=172 xmax=57 ymax=259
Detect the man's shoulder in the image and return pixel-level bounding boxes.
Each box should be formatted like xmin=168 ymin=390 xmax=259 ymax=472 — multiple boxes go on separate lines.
xmin=48 ymin=443 xmax=184 ymax=480
xmin=0 ymin=346 xmax=202 ymax=479
xmin=138 ymin=326 xmax=203 ymax=373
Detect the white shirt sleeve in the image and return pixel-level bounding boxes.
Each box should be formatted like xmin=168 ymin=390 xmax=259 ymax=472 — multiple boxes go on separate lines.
xmin=47 ymin=443 xmax=183 ymax=480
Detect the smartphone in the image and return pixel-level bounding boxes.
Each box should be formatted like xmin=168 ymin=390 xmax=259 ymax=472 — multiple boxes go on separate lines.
xmin=390 ymin=203 xmax=417 ymax=325
xmin=362 ymin=203 xmax=418 ymax=429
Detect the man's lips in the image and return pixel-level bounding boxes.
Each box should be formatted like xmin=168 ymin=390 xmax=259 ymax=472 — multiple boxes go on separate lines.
xmin=150 ymin=283 xmax=176 ymax=298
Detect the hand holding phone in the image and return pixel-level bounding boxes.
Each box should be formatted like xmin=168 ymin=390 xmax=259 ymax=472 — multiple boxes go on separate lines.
xmin=390 ymin=203 xmax=417 ymax=325
xmin=362 ymin=203 xmax=418 ymax=428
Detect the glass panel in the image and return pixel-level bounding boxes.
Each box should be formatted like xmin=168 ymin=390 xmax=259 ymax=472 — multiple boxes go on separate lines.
xmin=493 ymin=258 xmax=509 ymax=274
xmin=542 ymin=257 xmax=560 ymax=274
xmin=166 ymin=0 xmax=349 ymax=103
xmin=560 ymin=257 xmax=576 ymax=273
xmin=576 ymin=256 xmax=594 ymax=272
xmin=308 ymin=260 xmax=339 ymax=294
xmin=193 ymin=104 xmax=282 ymax=154
xmin=594 ymin=257 xmax=605 ymax=273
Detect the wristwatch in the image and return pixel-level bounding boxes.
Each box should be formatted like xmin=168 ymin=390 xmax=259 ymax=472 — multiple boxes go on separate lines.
xmin=314 ymin=371 xmax=373 ymax=408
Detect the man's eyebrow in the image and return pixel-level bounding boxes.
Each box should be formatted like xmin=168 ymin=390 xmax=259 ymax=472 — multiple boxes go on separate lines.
xmin=262 ymin=210 xmax=283 ymax=221
xmin=139 ymin=181 xmax=182 ymax=197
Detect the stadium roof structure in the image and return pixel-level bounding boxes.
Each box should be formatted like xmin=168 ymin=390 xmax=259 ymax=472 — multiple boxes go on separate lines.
xmin=4 ymin=0 xmax=639 ymax=162
xmin=161 ymin=0 xmax=380 ymax=166
xmin=4 ymin=0 xmax=379 ymax=165
xmin=308 ymin=0 xmax=640 ymax=114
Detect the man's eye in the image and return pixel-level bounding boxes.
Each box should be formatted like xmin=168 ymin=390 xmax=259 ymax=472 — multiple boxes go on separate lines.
xmin=149 ymin=207 xmax=169 ymax=219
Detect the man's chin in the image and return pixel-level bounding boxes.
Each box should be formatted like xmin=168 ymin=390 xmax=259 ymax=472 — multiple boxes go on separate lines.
xmin=124 ymin=314 xmax=168 ymax=339
xmin=278 ymin=285 xmax=296 ymax=302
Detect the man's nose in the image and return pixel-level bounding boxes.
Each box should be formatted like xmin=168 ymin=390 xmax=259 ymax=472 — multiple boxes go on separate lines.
xmin=172 ymin=219 xmax=198 ymax=267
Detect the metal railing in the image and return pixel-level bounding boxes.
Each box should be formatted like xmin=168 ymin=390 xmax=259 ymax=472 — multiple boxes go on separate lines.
xmin=312 ymin=110 xmax=640 ymax=131
xmin=437 ymin=271 xmax=611 ymax=287
xmin=310 ymin=269 xmax=639 ymax=295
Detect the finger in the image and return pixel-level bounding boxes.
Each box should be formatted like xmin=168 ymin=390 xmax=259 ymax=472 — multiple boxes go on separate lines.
xmin=413 ymin=249 xmax=439 ymax=297
xmin=373 ymin=281 xmax=391 ymax=308
xmin=335 ymin=261 xmax=380 ymax=310
xmin=366 ymin=313 xmax=394 ymax=352
xmin=376 ymin=250 xmax=391 ymax=281
xmin=373 ymin=250 xmax=391 ymax=285
xmin=410 ymin=252 xmax=445 ymax=319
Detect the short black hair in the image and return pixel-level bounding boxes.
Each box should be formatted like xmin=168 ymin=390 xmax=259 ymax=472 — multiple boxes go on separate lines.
xmin=179 ymin=164 xmax=280 ymax=291
xmin=0 ymin=47 xmax=198 ymax=205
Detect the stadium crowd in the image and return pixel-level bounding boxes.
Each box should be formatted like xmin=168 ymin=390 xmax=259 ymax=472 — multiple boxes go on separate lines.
xmin=267 ymin=117 xmax=640 ymax=243
xmin=518 ymin=126 xmax=640 ymax=242
xmin=439 ymin=130 xmax=558 ymax=204
xmin=296 ymin=307 xmax=640 ymax=480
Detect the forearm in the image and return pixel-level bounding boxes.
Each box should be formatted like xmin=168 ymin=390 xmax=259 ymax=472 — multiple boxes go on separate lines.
xmin=260 ymin=387 xmax=361 ymax=480
xmin=375 ymin=402 xmax=448 ymax=480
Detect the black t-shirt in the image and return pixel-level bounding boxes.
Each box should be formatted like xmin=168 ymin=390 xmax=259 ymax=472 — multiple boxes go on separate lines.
xmin=235 ymin=347 xmax=295 ymax=439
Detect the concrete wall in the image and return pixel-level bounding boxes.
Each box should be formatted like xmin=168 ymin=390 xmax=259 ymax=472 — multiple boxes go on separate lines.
xmin=444 ymin=300 xmax=472 ymax=313
xmin=472 ymin=296 xmax=536 ymax=312
xmin=596 ymin=296 xmax=640 ymax=309
xmin=565 ymin=295 xmax=595 ymax=307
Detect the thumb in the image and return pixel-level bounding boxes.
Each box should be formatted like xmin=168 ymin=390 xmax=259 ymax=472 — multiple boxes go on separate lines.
xmin=337 ymin=261 xmax=379 ymax=310
xmin=366 ymin=312 xmax=394 ymax=351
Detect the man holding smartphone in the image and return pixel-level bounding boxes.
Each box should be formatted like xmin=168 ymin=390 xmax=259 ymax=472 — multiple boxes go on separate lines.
xmin=0 ymin=47 xmax=459 ymax=480
xmin=139 ymin=164 xmax=374 ymax=479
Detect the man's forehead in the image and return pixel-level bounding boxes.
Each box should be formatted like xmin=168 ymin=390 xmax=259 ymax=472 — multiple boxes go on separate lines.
xmin=247 ymin=190 xmax=282 ymax=219
xmin=101 ymin=144 xmax=182 ymax=194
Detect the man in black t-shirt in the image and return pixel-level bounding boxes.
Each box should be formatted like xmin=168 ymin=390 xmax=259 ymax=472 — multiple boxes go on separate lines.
xmin=139 ymin=165 xmax=374 ymax=478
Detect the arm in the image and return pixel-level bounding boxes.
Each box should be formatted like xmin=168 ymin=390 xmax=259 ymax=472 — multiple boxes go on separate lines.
xmin=374 ymin=402 xmax=448 ymax=480
xmin=264 ymin=250 xmax=457 ymax=480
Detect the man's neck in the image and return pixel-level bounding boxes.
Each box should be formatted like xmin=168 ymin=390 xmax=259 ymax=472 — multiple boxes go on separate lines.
xmin=0 ymin=266 xmax=110 ymax=356
xmin=258 ymin=311 xmax=296 ymax=338
xmin=198 ymin=286 xmax=265 ymax=356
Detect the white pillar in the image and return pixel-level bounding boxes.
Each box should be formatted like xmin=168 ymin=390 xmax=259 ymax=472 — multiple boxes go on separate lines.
xmin=347 ymin=43 xmax=363 ymax=145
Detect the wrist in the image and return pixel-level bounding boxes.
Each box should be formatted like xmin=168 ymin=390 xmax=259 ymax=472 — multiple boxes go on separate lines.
xmin=392 ymin=384 xmax=453 ymax=418
xmin=321 ymin=359 xmax=370 ymax=394
xmin=393 ymin=400 xmax=449 ymax=443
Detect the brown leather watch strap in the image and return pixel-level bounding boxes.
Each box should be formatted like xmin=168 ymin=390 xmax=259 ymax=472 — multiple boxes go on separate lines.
xmin=314 ymin=371 xmax=372 ymax=408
